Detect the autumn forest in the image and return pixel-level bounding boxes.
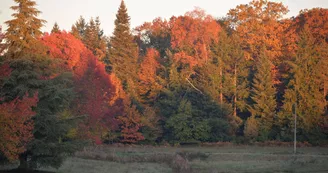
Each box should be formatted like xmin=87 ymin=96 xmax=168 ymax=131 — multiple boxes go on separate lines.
xmin=0 ymin=0 xmax=328 ymax=170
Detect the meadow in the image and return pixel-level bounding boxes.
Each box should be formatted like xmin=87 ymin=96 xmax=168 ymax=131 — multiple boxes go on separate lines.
xmin=31 ymin=145 xmax=328 ymax=173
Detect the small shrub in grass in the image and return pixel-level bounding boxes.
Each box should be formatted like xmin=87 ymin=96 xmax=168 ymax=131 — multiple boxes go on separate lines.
xmin=171 ymin=154 xmax=191 ymax=173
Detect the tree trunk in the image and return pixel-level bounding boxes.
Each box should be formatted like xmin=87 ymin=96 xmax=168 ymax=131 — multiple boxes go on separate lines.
xmin=220 ymin=66 xmax=223 ymax=105
xmin=18 ymin=153 xmax=29 ymax=170
xmin=325 ymin=81 xmax=327 ymax=112
xmin=203 ymin=41 xmax=208 ymax=64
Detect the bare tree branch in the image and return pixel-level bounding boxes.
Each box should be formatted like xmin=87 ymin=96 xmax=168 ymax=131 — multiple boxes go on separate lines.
xmin=185 ymin=77 xmax=204 ymax=95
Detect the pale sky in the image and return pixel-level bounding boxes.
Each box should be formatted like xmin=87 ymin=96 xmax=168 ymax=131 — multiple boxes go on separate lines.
xmin=0 ymin=0 xmax=327 ymax=36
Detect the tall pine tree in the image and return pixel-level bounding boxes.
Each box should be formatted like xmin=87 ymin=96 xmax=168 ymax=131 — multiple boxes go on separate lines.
xmin=71 ymin=16 xmax=86 ymax=40
xmin=108 ymin=0 xmax=138 ymax=95
xmin=249 ymin=47 xmax=277 ymax=140
xmin=84 ymin=17 xmax=107 ymax=60
xmin=2 ymin=1 xmax=82 ymax=168
xmin=5 ymin=0 xmax=46 ymax=58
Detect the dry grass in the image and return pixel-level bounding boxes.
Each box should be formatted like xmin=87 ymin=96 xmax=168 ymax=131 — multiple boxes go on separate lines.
xmin=41 ymin=157 xmax=172 ymax=173
xmin=2 ymin=145 xmax=328 ymax=173
xmin=69 ymin=145 xmax=328 ymax=173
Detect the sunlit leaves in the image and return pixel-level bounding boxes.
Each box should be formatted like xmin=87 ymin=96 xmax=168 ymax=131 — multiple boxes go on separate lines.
xmin=0 ymin=93 xmax=38 ymax=161
xmin=170 ymin=8 xmax=221 ymax=66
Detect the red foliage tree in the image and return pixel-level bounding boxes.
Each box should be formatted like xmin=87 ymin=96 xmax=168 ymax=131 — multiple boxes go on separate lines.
xmin=41 ymin=31 xmax=121 ymax=144
xmin=0 ymin=63 xmax=12 ymax=86
xmin=74 ymin=55 xmax=120 ymax=143
xmin=118 ymin=98 xmax=144 ymax=143
xmin=0 ymin=93 xmax=38 ymax=161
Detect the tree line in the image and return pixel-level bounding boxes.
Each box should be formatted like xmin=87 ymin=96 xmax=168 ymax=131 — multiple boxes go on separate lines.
xmin=0 ymin=0 xmax=327 ymax=170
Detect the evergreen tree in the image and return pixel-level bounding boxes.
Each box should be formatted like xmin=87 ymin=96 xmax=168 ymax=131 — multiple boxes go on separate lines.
xmin=71 ymin=16 xmax=86 ymax=40
xmin=84 ymin=18 xmax=97 ymax=50
xmin=2 ymin=1 xmax=82 ymax=166
xmin=139 ymin=107 xmax=162 ymax=144
xmin=227 ymin=33 xmax=250 ymax=117
xmin=279 ymin=27 xmax=325 ymax=142
xmin=95 ymin=17 xmax=104 ymax=38
xmin=108 ymin=0 xmax=138 ymax=94
xmin=207 ymin=31 xmax=250 ymax=117
xmin=51 ymin=22 xmax=60 ymax=33
xmin=249 ymin=47 xmax=277 ymax=140
xmin=194 ymin=31 xmax=246 ymax=135
xmin=28 ymin=72 xmax=81 ymax=169
xmin=156 ymin=62 xmax=232 ymax=143
xmin=5 ymin=0 xmax=46 ymax=58
xmin=94 ymin=17 xmax=107 ymax=60
xmin=84 ymin=17 xmax=107 ymax=60
xmin=1 ymin=58 xmax=81 ymax=169
xmin=165 ymin=99 xmax=196 ymax=142
xmin=244 ymin=116 xmax=259 ymax=141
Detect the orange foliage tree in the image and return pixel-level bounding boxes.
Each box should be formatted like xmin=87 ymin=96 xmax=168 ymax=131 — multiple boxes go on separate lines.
xmin=292 ymin=8 xmax=328 ymax=110
xmin=41 ymin=31 xmax=86 ymax=71
xmin=0 ymin=93 xmax=38 ymax=161
xmin=138 ymin=48 xmax=163 ymax=104
xmin=170 ymin=8 xmax=221 ymax=67
xmin=294 ymin=8 xmax=328 ymax=44
xmin=226 ymin=0 xmax=288 ymax=61
xmin=226 ymin=0 xmax=288 ymax=85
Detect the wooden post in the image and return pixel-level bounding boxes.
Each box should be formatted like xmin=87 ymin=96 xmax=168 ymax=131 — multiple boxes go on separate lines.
xmin=234 ymin=65 xmax=237 ymax=117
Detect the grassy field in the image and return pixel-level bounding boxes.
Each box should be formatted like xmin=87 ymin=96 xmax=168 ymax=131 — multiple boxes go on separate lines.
xmin=2 ymin=145 xmax=328 ymax=173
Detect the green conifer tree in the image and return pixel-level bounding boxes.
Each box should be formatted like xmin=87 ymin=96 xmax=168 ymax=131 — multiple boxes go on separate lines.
xmin=249 ymin=47 xmax=277 ymax=140
xmin=84 ymin=18 xmax=97 ymax=49
xmin=2 ymin=1 xmax=82 ymax=168
xmin=279 ymin=26 xmax=325 ymax=142
xmin=71 ymin=16 xmax=86 ymax=40
xmin=1 ymin=58 xmax=81 ymax=169
xmin=84 ymin=17 xmax=107 ymax=60
xmin=28 ymin=72 xmax=81 ymax=169
xmin=108 ymin=0 xmax=138 ymax=94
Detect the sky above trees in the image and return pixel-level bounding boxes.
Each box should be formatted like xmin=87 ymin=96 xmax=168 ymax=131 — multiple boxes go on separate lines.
xmin=1 ymin=0 xmax=328 ymax=36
